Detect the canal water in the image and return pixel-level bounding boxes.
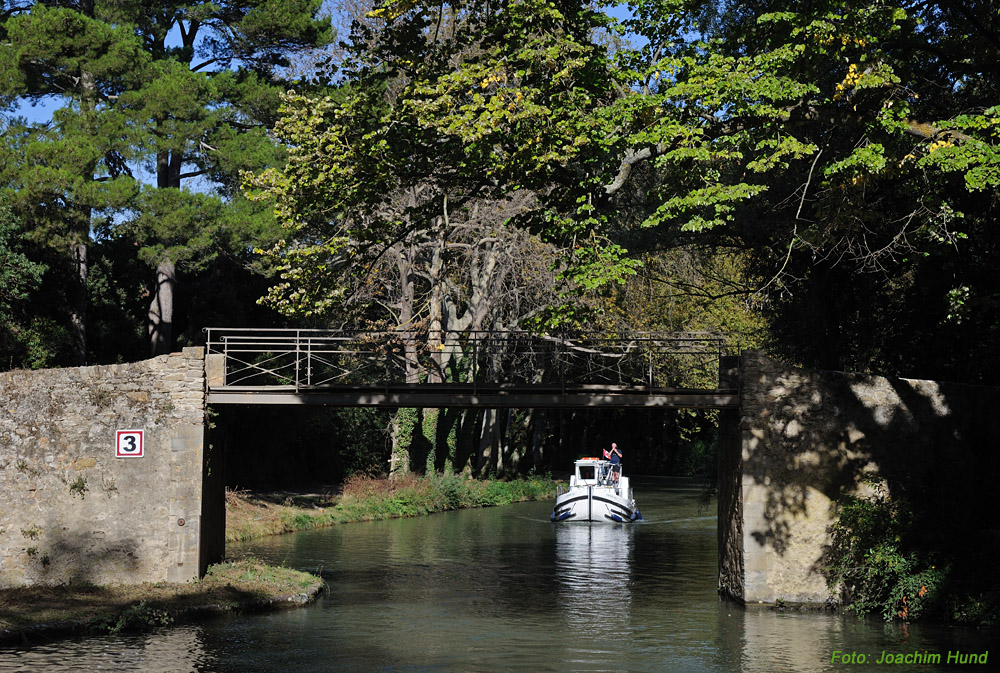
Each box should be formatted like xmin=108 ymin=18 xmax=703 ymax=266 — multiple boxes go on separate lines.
xmin=1 ymin=478 xmax=994 ymax=672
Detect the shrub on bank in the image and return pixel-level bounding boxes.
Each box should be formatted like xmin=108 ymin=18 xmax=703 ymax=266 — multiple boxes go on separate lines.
xmin=824 ymin=484 xmax=998 ymax=627
xmin=336 ymin=472 xmax=556 ymax=520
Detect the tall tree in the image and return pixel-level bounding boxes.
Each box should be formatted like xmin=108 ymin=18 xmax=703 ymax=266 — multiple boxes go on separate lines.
xmin=247 ymin=0 xmax=634 ymax=473
xmin=598 ymin=0 xmax=1000 ymax=379
xmin=1 ymin=1 xmax=332 ymax=359
xmin=1 ymin=1 xmax=145 ymax=363
xmin=112 ymin=0 xmax=331 ymax=355
xmin=248 ymin=0 xmax=641 ymax=327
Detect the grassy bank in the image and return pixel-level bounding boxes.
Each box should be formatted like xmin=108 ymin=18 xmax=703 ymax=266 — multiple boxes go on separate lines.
xmin=0 ymin=558 xmax=322 ymax=642
xmin=226 ymin=473 xmax=558 ymax=543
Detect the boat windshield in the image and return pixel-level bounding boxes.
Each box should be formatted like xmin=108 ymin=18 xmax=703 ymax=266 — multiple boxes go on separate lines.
xmin=575 ymin=459 xmax=615 ymax=484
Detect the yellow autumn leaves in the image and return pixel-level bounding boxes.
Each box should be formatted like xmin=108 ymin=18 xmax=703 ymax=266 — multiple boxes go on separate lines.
xmin=367 ymin=1 xmax=417 ymax=22
xmin=833 ymin=63 xmax=862 ymax=100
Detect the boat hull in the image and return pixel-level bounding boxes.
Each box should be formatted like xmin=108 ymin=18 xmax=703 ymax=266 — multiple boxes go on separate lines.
xmin=551 ymin=486 xmax=642 ymax=523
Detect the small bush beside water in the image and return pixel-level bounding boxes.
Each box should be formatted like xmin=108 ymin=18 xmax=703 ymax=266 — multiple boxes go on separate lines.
xmin=824 ymin=484 xmax=998 ymax=627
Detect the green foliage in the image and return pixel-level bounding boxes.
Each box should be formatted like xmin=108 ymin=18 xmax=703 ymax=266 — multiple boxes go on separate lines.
xmin=0 ymin=204 xmax=45 ymax=317
xmin=246 ymin=0 xmax=640 ymax=324
xmin=673 ymin=436 xmax=715 ymax=479
xmin=0 ymin=0 xmax=996 ymax=385
xmin=0 ymin=2 xmax=144 ymax=248
xmin=825 ymin=485 xmax=944 ymax=622
xmin=331 ymin=472 xmax=557 ymax=523
xmin=1 ymin=1 xmax=330 ymax=360
xmin=8 ymin=318 xmax=70 ymax=369
xmin=291 ymin=513 xmax=315 ymax=529
xmin=946 ymin=590 xmax=1000 ymax=628
xmin=422 ymin=409 xmax=440 ymax=474
xmin=648 ymin=0 xmax=1000 ymax=380
xmin=96 ymin=600 xmax=173 ymax=635
xmin=0 ymin=203 xmax=49 ymax=367
xmin=68 ymin=475 xmax=89 ymax=499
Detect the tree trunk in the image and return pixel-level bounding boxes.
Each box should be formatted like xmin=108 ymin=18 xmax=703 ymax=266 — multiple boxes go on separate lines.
xmin=148 ymin=107 xmax=184 ymax=356
xmin=398 ymin=241 xmax=420 ymax=383
xmin=495 ymin=408 xmax=516 ymax=476
xmin=70 ymin=60 xmax=99 ymax=366
xmin=389 ymin=410 xmax=412 ymax=478
xmin=505 ymin=409 xmax=523 ymax=475
xmin=69 ymin=240 xmax=88 ymax=365
xmin=148 ymin=259 xmax=176 ymax=356
xmin=427 ymin=202 xmax=447 ymax=383
xmin=531 ymin=413 xmax=544 ymax=472
xmin=389 ymin=242 xmax=419 ymax=479
xmin=476 ymin=408 xmax=496 ymax=476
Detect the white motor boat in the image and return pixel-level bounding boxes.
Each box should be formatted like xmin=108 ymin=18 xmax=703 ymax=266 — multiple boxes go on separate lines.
xmin=551 ymin=457 xmax=642 ymax=523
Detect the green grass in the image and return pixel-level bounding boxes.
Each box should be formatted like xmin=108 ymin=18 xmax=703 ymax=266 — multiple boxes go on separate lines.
xmin=225 ymin=474 xmax=558 ymax=543
xmin=0 ymin=557 xmax=322 ymax=640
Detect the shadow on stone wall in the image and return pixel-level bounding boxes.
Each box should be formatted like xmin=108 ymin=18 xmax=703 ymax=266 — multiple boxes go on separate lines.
xmin=27 ymin=519 xmax=142 ymax=587
xmin=741 ymin=351 xmax=1000 ymax=604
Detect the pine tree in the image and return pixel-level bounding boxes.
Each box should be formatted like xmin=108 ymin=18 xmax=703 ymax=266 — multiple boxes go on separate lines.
xmin=1 ymin=1 xmax=332 ymax=358
xmin=1 ymin=1 xmax=146 ymax=363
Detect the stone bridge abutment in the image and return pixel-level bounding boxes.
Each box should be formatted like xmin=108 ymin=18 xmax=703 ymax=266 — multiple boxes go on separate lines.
xmin=719 ymin=351 xmax=1000 ymax=605
xmin=0 ymin=347 xmax=223 ymax=587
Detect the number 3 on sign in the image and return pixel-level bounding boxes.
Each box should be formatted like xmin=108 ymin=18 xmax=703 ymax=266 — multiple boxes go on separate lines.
xmin=116 ymin=430 xmax=144 ymax=458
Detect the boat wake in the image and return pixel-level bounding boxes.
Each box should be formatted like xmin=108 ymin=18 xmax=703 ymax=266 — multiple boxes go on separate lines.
xmin=633 ymin=515 xmax=716 ymax=526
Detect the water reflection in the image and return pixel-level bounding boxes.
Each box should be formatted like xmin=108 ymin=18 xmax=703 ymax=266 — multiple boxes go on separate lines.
xmin=555 ymin=522 xmax=633 ymax=632
xmin=728 ymin=607 xmax=850 ymax=673
xmin=0 ymin=624 xmax=213 ymax=673
xmin=721 ymin=604 xmax=1000 ymax=673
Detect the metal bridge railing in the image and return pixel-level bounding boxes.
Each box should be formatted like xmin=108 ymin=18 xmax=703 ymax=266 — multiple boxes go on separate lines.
xmin=203 ymin=328 xmax=730 ymax=392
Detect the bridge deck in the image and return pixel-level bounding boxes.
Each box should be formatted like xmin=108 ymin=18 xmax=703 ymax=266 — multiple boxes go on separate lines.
xmin=203 ymin=328 xmax=740 ymax=409
xmin=207 ymin=383 xmax=740 ymax=408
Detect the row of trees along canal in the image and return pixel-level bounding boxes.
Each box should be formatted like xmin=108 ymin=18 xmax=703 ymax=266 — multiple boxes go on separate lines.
xmin=4 ymin=1 xmax=1000 ymax=485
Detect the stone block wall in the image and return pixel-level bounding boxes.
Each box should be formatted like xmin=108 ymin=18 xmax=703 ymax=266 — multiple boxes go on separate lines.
xmin=736 ymin=351 xmax=1000 ymax=605
xmin=0 ymin=348 xmax=220 ymax=587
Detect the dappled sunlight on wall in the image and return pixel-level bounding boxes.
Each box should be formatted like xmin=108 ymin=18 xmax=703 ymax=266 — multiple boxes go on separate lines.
xmin=737 ymin=351 xmax=1000 ymax=604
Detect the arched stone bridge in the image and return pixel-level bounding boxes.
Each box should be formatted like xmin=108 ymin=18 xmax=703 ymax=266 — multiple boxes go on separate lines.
xmin=2 ymin=332 xmax=997 ymax=607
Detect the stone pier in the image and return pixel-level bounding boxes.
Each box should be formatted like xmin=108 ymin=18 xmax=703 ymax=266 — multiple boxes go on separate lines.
xmin=0 ymin=348 xmax=224 ymax=587
xmin=719 ymin=351 xmax=1000 ymax=605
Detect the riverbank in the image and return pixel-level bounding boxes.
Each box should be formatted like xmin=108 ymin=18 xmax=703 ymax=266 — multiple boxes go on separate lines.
xmin=1 ymin=474 xmax=556 ymax=645
xmin=0 ymin=557 xmax=322 ymax=645
xmin=225 ymin=472 xmax=558 ymax=543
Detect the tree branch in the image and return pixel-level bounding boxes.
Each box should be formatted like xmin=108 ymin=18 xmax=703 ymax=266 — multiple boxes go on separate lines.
xmin=602 ymin=105 xmax=978 ymax=196
xmin=191 ymin=58 xmax=221 ymax=73
xmin=603 ymin=144 xmax=668 ymax=195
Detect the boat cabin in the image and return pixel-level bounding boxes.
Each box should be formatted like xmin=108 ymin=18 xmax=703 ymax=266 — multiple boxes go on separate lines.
xmin=570 ymin=458 xmax=620 ymax=487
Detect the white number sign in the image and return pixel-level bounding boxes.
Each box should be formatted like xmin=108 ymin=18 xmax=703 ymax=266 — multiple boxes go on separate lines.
xmin=115 ymin=429 xmax=144 ymax=458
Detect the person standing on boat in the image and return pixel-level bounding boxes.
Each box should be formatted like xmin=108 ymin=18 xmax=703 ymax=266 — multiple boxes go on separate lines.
xmin=608 ymin=442 xmax=622 ymax=483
